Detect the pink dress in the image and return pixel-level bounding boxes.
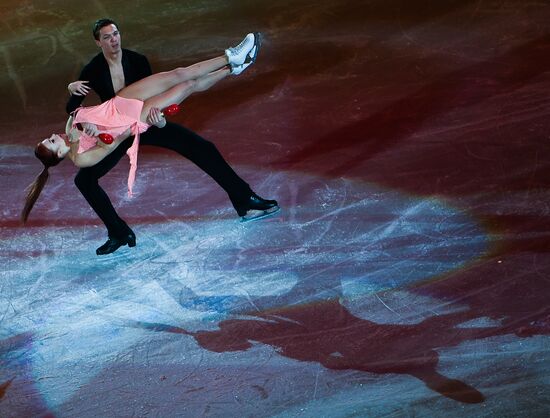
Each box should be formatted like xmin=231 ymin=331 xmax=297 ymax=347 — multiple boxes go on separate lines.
xmin=72 ymin=96 xmax=150 ymax=196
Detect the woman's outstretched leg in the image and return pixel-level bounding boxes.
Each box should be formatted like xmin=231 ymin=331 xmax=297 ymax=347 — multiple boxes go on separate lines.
xmin=140 ymin=68 xmax=230 ymax=121
xmin=118 ymin=56 xmax=228 ymax=102
xmin=118 ymin=33 xmax=258 ymax=103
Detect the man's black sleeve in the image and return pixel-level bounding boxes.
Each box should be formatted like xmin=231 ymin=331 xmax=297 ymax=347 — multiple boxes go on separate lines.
xmin=65 ymin=51 xmax=153 ymax=114
xmin=135 ymin=53 xmax=153 ymax=80
xmin=65 ymin=63 xmax=93 ymax=114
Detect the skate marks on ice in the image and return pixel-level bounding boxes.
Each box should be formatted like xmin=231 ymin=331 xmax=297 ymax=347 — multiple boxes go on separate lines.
xmin=1 ymin=171 xmax=501 ymax=411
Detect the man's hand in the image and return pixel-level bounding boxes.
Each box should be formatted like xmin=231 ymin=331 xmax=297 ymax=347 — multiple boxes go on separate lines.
xmin=146 ymin=107 xmax=166 ymax=128
xmin=68 ymin=80 xmax=90 ymax=96
xmin=81 ymin=122 xmax=100 ymax=137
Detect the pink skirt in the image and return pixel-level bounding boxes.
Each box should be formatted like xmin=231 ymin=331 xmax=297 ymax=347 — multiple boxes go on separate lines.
xmin=73 ymin=96 xmax=150 ymax=196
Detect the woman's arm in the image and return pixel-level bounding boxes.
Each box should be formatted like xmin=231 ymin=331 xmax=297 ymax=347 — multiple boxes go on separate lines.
xmin=71 ymin=133 xmax=131 ymax=167
xmin=70 ymin=145 xmax=118 ymax=167
xmin=66 ymin=121 xmax=132 ymax=168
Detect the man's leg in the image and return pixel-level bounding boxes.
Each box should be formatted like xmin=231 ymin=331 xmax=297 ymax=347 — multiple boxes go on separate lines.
xmin=74 ymin=136 xmax=136 ymax=254
xmin=140 ymin=123 xmax=278 ymax=217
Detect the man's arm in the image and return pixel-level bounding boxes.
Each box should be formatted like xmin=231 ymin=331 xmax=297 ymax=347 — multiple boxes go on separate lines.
xmin=66 ymin=64 xmax=93 ymax=114
xmin=66 ymin=50 xmax=152 ymax=115
xmin=134 ymin=53 xmax=153 ymax=80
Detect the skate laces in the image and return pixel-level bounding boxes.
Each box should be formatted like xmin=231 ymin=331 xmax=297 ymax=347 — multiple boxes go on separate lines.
xmin=229 ymin=35 xmax=252 ymax=55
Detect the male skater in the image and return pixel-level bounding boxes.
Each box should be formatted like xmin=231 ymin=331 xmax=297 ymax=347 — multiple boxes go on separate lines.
xmin=67 ymin=19 xmax=279 ymax=255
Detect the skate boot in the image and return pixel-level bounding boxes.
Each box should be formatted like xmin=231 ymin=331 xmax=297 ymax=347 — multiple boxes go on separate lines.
xmin=231 ymin=32 xmax=262 ymax=75
xmin=225 ymin=33 xmax=256 ymax=66
xmin=96 ymin=231 xmax=136 ymax=255
xmin=231 ymin=46 xmax=256 ymax=75
xmin=240 ymin=193 xmax=280 ymax=222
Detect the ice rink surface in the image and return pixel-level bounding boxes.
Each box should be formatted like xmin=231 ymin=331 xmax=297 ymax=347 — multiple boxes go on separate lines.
xmin=1 ymin=1 xmax=549 ymax=417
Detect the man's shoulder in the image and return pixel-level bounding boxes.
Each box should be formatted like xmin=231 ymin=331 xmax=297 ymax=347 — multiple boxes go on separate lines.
xmin=84 ymin=52 xmax=106 ymax=70
xmin=81 ymin=49 xmax=149 ymax=72
xmin=122 ymin=48 xmax=149 ymax=61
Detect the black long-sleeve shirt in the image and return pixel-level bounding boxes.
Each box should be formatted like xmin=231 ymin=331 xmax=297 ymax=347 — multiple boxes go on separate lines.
xmin=66 ymin=49 xmax=152 ymax=114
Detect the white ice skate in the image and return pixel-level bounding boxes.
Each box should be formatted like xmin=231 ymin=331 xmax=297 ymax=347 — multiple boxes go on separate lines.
xmin=225 ymin=33 xmax=256 ymax=66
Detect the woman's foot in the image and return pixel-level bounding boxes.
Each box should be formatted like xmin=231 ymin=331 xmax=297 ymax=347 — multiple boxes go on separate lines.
xmin=230 ymin=33 xmax=262 ymax=75
xmin=231 ymin=46 xmax=256 ymax=75
xmin=225 ymin=33 xmax=257 ymax=66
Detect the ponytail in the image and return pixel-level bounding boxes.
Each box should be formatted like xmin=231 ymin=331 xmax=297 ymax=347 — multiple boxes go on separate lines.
xmin=21 ymin=143 xmax=63 ymax=224
xmin=21 ymin=167 xmax=50 ymax=223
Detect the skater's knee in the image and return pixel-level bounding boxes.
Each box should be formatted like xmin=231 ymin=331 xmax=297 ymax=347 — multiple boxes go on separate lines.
xmin=199 ymin=138 xmax=217 ymax=152
xmin=174 ymin=67 xmax=194 ymax=83
xmin=194 ymin=138 xmax=221 ymax=158
xmin=176 ymin=67 xmax=188 ymax=79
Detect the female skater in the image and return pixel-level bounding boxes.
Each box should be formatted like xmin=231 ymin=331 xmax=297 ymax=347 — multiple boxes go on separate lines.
xmin=21 ymin=33 xmax=260 ymax=223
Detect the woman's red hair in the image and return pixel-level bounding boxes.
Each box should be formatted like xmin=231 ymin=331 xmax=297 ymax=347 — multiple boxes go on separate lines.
xmin=21 ymin=142 xmax=64 ymax=223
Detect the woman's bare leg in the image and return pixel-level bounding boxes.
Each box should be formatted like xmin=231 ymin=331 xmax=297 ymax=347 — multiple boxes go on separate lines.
xmin=118 ymin=55 xmax=228 ymax=102
xmin=140 ymin=68 xmax=230 ymax=122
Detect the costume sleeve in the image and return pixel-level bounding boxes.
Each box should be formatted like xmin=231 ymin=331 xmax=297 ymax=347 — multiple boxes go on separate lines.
xmin=66 ymin=63 xmax=93 ymax=115
xmin=137 ymin=53 xmax=153 ymax=80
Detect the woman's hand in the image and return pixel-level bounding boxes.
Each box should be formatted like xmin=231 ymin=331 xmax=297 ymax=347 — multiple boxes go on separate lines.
xmin=68 ymin=127 xmax=81 ymax=143
xmin=68 ymin=80 xmax=90 ymax=96
xmin=146 ymin=107 xmax=166 ymax=128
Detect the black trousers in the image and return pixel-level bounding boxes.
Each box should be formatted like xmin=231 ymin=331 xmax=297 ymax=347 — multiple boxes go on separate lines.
xmin=74 ymin=122 xmax=253 ymax=238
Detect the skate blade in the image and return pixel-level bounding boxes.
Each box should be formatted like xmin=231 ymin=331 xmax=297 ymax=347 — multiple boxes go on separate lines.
xmin=240 ymin=206 xmax=280 ymax=223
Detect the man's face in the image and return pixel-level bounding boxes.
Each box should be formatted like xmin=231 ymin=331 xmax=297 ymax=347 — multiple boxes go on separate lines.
xmin=95 ymin=24 xmax=121 ymax=54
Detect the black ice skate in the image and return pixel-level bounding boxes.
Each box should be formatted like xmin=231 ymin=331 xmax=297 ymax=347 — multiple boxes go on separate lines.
xmin=239 ymin=193 xmax=280 ymax=222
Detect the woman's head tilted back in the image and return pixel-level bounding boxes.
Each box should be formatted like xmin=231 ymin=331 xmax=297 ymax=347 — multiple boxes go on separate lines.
xmin=21 ymin=134 xmax=69 ymax=223
xmin=35 ymin=142 xmax=63 ymax=167
xmin=38 ymin=133 xmax=70 ymax=163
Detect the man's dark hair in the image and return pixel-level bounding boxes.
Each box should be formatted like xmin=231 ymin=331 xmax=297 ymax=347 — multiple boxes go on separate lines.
xmin=93 ymin=18 xmax=119 ymax=40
